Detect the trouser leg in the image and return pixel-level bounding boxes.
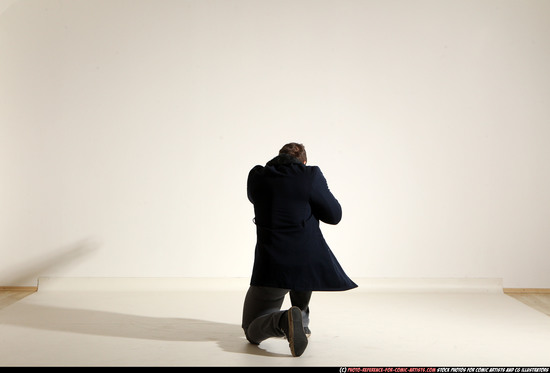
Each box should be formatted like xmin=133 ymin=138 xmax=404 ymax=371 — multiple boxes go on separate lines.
xmin=242 ymin=286 xmax=289 ymax=345
xmin=289 ymin=290 xmax=312 ymax=328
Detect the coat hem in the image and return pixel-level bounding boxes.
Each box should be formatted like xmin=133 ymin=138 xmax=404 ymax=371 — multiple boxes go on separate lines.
xmin=249 ymin=280 xmax=358 ymax=292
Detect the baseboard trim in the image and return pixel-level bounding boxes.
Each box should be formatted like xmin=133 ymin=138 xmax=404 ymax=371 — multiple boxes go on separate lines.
xmin=504 ymin=288 xmax=550 ymax=294
xmin=2 ymin=284 xmax=549 ymax=294
xmin=0 ymin=286 xmax=38 ymax=292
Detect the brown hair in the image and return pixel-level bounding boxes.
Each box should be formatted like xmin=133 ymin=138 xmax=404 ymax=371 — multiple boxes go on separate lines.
xmin=279 ymin=142 xmax=307 ymax=164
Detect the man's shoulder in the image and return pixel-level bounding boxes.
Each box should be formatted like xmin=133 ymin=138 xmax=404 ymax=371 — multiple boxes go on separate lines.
xmin=249 ymin=165 xmax=265 ymax=174
xmin=248 ymin=165 xmax=264 ymax=177
xmin=306 ymin=165 xmax=322 ymax=176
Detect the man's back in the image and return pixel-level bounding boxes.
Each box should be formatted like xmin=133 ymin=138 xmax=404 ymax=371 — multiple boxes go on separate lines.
xmin=248 ymin=160 xmax=313 ymax=230
xmin=247 ymin=152 xmax=354 ymax=291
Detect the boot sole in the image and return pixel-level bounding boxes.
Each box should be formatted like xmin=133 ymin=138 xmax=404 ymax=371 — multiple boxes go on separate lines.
xmin=287 ymin=306 xmax=308 ymax=357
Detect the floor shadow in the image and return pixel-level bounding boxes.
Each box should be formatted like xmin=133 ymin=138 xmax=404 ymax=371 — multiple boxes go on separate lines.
xmin=0 ymin=303 xmax=288 ymax=357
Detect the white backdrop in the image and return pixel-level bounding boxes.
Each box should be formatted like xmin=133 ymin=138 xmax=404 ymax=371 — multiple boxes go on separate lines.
xmin=1 ymin=0 xmax=549 ymax=287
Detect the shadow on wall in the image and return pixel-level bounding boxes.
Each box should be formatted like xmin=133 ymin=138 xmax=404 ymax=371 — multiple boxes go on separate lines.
xmin=1 ymin=303 xmax=287 ymax=357
xmin=3 ymin=239 xmax=100 ymax=286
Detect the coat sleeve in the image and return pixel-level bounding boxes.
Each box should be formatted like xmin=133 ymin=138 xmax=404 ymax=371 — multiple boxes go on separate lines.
xmin=309 ymin=166 xmax=342 ymax=225
xmin=247 ymin=166 xmax=262 ymax=204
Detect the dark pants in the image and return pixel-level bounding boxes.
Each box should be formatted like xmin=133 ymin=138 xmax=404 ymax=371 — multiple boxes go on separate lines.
xmin=242 ymin=285 xmax=312 ymax=345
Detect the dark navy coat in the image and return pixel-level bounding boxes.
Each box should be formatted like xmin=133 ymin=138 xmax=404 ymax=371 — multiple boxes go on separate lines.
xmin=247 ymin=154 xmax=357 ymax=291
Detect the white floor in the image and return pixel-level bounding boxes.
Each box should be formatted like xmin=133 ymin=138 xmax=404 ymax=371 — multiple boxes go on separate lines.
xmin=1 ymin=278 xmax=550 ymax=367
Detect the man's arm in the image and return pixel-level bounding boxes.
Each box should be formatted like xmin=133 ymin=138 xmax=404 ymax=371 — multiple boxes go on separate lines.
xmin=247 ymin=166 xmax=263 ymax=204
xmin=309 ymin=166 xmax=342 ymax=225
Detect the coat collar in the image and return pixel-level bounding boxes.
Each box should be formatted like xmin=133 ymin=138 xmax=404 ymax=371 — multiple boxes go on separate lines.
xmin=266 ymin=153 xmax=302 ymax=166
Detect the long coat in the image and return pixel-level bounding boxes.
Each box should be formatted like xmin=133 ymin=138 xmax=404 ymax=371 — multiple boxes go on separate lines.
xmin=247 ymin=154 xmax=357 ymax=291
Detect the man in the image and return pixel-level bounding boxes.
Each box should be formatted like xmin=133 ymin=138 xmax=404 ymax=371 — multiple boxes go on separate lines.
xmin=242 ymin=142 xmax=357 ymax=357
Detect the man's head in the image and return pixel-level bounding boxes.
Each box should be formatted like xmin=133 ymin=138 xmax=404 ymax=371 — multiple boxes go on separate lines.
xmin=279 ymin=142 xmax=307 ymax=164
